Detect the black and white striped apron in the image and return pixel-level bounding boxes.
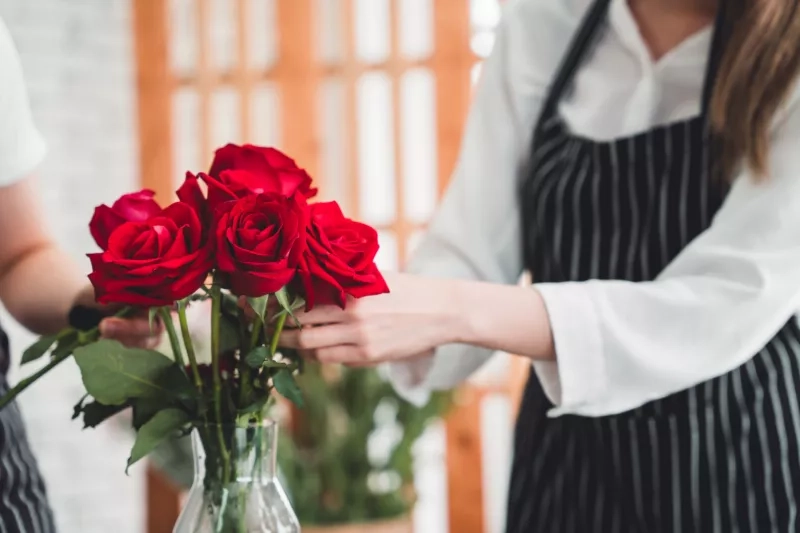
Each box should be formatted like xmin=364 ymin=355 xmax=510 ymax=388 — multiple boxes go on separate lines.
xmin=0 ymin=328 xmax=56 ymax=533
xmin=506 ymin=1 xmax=800 ymax=531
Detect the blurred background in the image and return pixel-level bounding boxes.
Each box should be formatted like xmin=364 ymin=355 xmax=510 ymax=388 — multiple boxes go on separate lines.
xmin=0 ymin=0 xmax=531 ymax=531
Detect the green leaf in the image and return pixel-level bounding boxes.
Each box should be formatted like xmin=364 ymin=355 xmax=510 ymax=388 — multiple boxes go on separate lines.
xmin=132 ymin=397 xmax=164 ymax=430
xmin=21 ymin=334 xmax=59 ymax=365
xmin=73 ymin=339 xmax=195 ymax=406
xmin=263 ymin=360 xmax=291 ymax=369
xmin=81 ymin=401 xmax=129 ymax=428
xmin=127 ymin=408 xmax=189 ymax=472
xmin=247 ymin=295 xmax=269 ymax=321
xmin=72 ymin=395 xmax=129 ymax=428
xmin=244 ymin=346 xmax=291 ymax=370
xmin=244 ymin=346 xmax=269 ymax=368
xmin=273 ymin=369 xmax=304 ymax=408
xmin=72 ymin=394 xmax=89 ymax=420
xmin=190 ymin=292 xmax=211 ymax=303
xmin=239 ymin=394 xmax=269 ymax=416
xmin=273 ymin=289 xmax=304 ymax=324
xmin=290 ymin=296 xmax=306 ymax=311
xmin=51 ymin=330 xmax=81 ymax=358
xmin=275 ymin=287 xmax=292 ymax=312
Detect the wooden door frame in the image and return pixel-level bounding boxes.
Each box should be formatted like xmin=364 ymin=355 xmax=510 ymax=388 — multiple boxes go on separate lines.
xmin=132 ymin=2 xmax=521 ymax=532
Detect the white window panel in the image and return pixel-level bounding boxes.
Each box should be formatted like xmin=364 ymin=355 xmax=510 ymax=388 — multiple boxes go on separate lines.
xmin=317 ymin=0 xmax=345 ymax=65
xmin=355 ymin=0 xmax=390 ymax=64
xmin=406 ymin=229 xmax=425 ymax=263
xmin=172 ymin=87 xmax=202 ymax=180
xmin=251 ymin=82 xmax=281 ymax=148
xmin=169 ymin=0 xmax=198 ymax=76
xmin=211 ymin=87 xmax=242 ymax=150
xmin=471 ymin=29 xmax=496 ymax=58
xmin=401 ymin=68 xmax=437 ymax=224
xmin=318 ymin=79 xmax=349 ymax=209
xmin=481 ymin=393 xmax=514 ymax=533
xmin=399 ymin=0 xmax=433 ymax=60
xmin=209 ymin=0 xmax=236 ymax=72
xmin=470 ymin=0 xmax=502 ymax=31
xmin=412 ymin=422 xmax=449 ymax=533
xmin=357 ymin=72 xmax=396 ymax=224
xmin=376 ymin=230 xmax=399 ymax=272
xmin=247 ymin=0 xmax=278 ymax=71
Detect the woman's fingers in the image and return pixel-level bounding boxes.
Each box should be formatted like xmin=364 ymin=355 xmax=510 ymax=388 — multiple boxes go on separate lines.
xmin=113 ymin=334 xmax=161 ymax=350
xmin=99 ymin=316 xmax=164 ymax=349
xmin=278 ymin=323 xmax=361 ymax=350
xmin=290 ymin=304 xmax=350 ymax=327
xmin=236 ymin=295 xmax=344 ymax=328
xmin=296 ymin=349 xmax=318 ymax=361
xmin=313 ymin=346 xmax=369 ymax=365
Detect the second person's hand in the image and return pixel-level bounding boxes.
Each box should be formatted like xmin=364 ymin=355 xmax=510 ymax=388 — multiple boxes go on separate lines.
xmin=72 ymin=284 xmax=164 ymax=350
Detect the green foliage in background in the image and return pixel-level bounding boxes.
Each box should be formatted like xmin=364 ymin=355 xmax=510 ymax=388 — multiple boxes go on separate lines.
xmin=278 ymin=363 xmax=450 ymax=526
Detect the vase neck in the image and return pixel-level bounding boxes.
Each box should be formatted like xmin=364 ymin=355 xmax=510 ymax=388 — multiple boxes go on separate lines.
xmin=191 ymin=421 xmax=279 ymax=484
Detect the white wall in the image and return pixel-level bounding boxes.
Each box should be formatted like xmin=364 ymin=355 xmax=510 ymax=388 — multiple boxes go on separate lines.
xmin=0 ymin=1 xmax=144 ymax=532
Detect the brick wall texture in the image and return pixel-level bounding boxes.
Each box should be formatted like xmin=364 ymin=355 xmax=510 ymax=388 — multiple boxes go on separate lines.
xmin=0 ymin=1 xmax=144 ymax=532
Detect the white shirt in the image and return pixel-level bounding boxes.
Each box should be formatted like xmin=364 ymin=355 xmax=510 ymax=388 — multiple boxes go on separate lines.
xmin=389 ymin=0 xmax=800 ymax=417
xmin=0 ymin=17 xmax=46 ymax=186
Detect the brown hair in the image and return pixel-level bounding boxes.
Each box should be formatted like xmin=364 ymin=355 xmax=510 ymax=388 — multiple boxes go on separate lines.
xmin=710 ymin=1 xmax=800 ymax=181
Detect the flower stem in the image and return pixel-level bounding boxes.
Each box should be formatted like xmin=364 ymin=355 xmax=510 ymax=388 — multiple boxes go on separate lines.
xmin=158 ymin=307 xmax=186 ymax=369
xmin=268 ymin=313 xmax=288 ymax=357
xmin=210 ymin=284 xmax=231 ymax=483
xmin=0 ymin=306 xmax=134 ymax=411
xmin=176 ymin=300 xmax=204 ymax=397
xmin=236 ymin=315 xmax=263 ymax=410
xmin=249 ymin=315 xmax=262 ymax=352
xmin=0 ymin=352 xmax=70 ymax=410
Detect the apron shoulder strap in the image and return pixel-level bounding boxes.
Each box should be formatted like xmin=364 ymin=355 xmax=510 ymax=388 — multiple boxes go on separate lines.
xmin=534 ymin=0 xmax=612 ymax=138
xmin=536 ymin=0 xmax=728 ymax=131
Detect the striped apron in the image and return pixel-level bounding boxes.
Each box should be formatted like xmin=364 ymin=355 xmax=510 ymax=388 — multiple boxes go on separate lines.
xmin=506 ymin=1 xmax=800 ymax=532
xmin=0 ymin=329 xmax=56 ymax=533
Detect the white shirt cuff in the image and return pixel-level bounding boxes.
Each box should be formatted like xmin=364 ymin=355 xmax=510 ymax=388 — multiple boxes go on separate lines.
xmin=534 ymin=282 xmax=607 ymax=415
xmin=385 ymin=343 xmax=496 ymax=406
xmin=383 ymin=357 xmax=434 ymax=407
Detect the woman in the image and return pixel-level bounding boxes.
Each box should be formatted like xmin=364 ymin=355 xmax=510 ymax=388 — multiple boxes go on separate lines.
xmin=0 ymin=18 xmax=160 ymax=533
xmin=279 ymin=0 xmax=800 ymax=531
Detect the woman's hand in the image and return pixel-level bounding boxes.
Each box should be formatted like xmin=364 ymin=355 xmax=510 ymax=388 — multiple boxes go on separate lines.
xmin=277 ymin=273 xmax=465 ymax=365
xmin=72 ymin=285 xmax=164 ymax=350
xmin=278 ymin=272 xmax=557 ymax=366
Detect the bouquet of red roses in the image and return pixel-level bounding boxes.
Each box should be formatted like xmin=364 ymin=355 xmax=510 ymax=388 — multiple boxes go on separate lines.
xmin=0 ymin=144 xmax=388 ymax=532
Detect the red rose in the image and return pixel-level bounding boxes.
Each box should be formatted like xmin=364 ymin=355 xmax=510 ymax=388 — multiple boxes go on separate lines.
xmin=176 ymin=172 xmax=208 ymax=221
xmin=297 ymin=202 xmax=389 ymax=310
xmin=206 ymin=143 xmax=317 ymax=204
xmin=88 ymin=201 xmax=213 ymax=306
xmin=89 ymin=190 xmax=162 ymax=250
xmin=215 ymin=192 xmax=309 ymax=297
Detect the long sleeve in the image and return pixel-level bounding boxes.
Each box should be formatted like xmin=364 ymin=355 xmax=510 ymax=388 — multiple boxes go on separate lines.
xmin=537 ymin=91 xmax=800 ymax=417
xmin=386 ymin=3 xmax=552 ymax=404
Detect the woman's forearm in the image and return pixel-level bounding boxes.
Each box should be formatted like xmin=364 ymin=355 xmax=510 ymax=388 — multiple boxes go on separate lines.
xmin=0 ymin=241 xmax=85 ymax=335
xmin=449 ymin=279 xmax=555 ymax=361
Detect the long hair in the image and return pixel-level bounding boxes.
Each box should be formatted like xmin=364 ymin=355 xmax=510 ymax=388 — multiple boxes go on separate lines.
xmin=710 ymin=0 xmax=800 ymax=181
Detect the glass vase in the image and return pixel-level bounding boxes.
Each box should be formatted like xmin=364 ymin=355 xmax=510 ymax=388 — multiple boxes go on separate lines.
xmin=173 ymin=420 xmax=300 ymax=533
